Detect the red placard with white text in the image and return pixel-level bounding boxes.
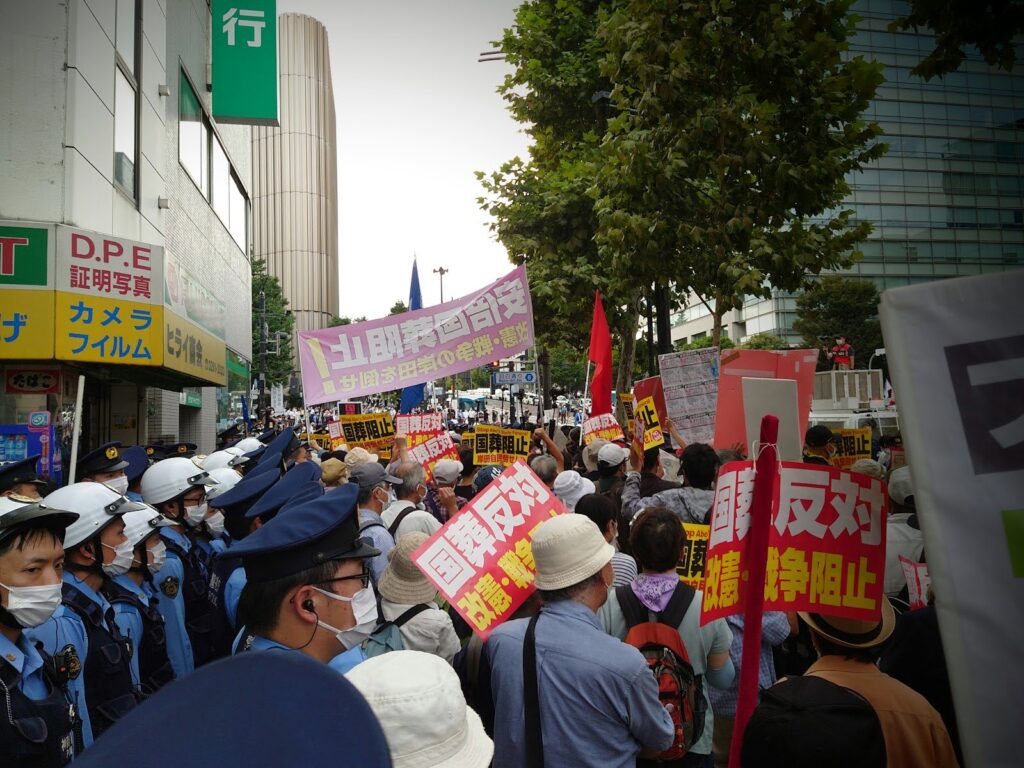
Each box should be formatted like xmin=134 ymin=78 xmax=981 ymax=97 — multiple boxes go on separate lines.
xmin=582 ymin=413 xmax=624 ymax=444
xmin=406 ymin=429 xmax=459 ymax=481
xmin=412 ymin=462 xmax=567 ymax=639
xmin=701 ymin=461 xmax=888 ymax=625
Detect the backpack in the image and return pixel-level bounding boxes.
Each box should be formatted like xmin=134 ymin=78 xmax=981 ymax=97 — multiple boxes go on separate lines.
xmin=362 ymin=604 xmax=430 ymax=658
xmin=616 ymin=583 xmax=707 ymax=760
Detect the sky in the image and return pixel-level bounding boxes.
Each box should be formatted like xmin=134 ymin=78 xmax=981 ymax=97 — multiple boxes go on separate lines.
xmin=279 ymin=0 xmax=531 ymax=320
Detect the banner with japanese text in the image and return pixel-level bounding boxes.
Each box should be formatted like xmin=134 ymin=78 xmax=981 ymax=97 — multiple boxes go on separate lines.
xmin=406 ymin=429 xmax=459 ymax=481
xmin=326 ymin=421 xmax=344 ymax=450
xmin=163 ymin=249 xmax=227 ymax=385
xmin=899 ymin=556 xmax=930 ymax=610
xmin=833 ymin=427 xmax=873 ymax=470
xmin=412 ymin=462 xmax=567 ymax=639
xmin=581 ymin=413 xmax=624 ymax=444
xmin=336 ymin=412 xmax=396 ymax=458
xmin=297 ymin=267 xmax=534 ymax=404
xmin=701 ymin=461 xmax=888 ymax=625
xmin=0 ymin=221 xmax=55 ymax=359
xmin=395 ymin=412 xmax=444 ymax=436
xmin=632 ymin=376 xmax=666 ymax=424
xmin=635 ymin=396 xmax=665 ymax=451
xmin=659 ymin=348 xmax=719 ymax=445
xmin=677 ymin=523 xmax=710 ymax=592
xmin=473 ymin=424 xmax=531 ymax=466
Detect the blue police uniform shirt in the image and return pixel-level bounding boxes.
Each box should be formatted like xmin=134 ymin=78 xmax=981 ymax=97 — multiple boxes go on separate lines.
xmin=25 ymin=571 xmax=111 ymax=748
xmin=224 ymin=566 xmax=247 ymax=629
xmin=126 ymin=490 xmax=144 ymax=503
xmin=328 ymin=646 xmax=366 ymax=674
xmin=356 ymin=508 xmax=395 ymax=585
xmin=193 ymin=537 xmax=215 ymax=560
xmin=210 ymin=538 xmax=228 ymax=555
xmin=109 ymin=575 xmax=148 ymax=687
xmin=0 ymin=632 xmax=48 ymax=699
xmin=150 ymin=550 xmax=194 ymax=678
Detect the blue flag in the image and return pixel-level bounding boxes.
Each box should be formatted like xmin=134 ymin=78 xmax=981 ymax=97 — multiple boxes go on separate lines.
xmin=399 ymin=259 xmax=426 ymax=413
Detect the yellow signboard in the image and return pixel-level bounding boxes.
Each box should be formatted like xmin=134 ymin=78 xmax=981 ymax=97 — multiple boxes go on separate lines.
xmin=636 ymin=395 xmax=665 ymax=451
xmin=163 ymin=310 xmax=227 ymax=385
xmin=54 ymin=291 xmax=161 ymax=365
xmin=0 ymin=289 xmax=55 ymax=359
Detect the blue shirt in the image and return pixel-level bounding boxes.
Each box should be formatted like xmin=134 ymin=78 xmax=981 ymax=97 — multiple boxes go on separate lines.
xmin=244 ymin=635 xmax=365 ymax=674
xmin=357 ymin=508 xmax=395 ymax=585
xmin=708 ymin=612 xmax=791 ymax=717
xmin=224 ymin=566 xmax=247 ymax=629
xmin=150 ymin=539 xmax=195 ymax=678
xmin=109 ymin=575 xmax=146 ymax=687
xmin=25 ymin=571 xmax=113 ymax=748
xmin=0 ymin=632 xmax=48 ymax=699
xmin=487 ymin=600 xmax=674 ymax=768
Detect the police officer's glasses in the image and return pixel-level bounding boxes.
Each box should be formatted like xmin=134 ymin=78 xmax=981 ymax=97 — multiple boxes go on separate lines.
xmin=316 ymin=566 xmax=371 ymax=591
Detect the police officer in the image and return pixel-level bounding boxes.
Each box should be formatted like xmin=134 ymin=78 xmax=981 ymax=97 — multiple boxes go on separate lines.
xmin=140 ymin=458 xmax=218 ymax=669
xmin=26 ymin=483 xmax=142 ymax=745
xmin=103 ymin=507 xmax=176 ymax=695
xmin=120 ymin=446 xmax=149 ymax=503
xmin=0 ymin=495 xmax=80 ymax=766
xmin=201 ymin=466 xmax=243 ymax=555
xmin=0 ymin=456 xmax=48 ymax=500
xmin=75 ymin=443 xmax=130 ymax=494
xmin=230 ymin=485 xmax=380 ymax=672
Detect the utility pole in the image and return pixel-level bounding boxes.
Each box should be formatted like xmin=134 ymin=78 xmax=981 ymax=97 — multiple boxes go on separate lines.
xmin=434 ymin=266 xmax=452 ymax=406
xmin=259 ymin=289 xmax=267 ymax=428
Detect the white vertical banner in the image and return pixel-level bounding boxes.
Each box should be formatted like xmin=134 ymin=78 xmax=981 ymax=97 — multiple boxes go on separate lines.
xmin=879 ymin=268 xmax=1024 ymax=768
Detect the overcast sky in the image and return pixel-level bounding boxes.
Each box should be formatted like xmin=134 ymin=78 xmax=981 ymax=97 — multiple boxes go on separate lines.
xmin=278 ymin=0 xmax=531 ymax=320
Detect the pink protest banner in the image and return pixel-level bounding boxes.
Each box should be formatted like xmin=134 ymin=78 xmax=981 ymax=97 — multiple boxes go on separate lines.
xmin=406 ymin=429 xmax=459 ymax=481
xmin=713 ymin=349 xmax=819 ymax=448
xmin=412 ymin=462 xmax=567 ymax=639
xmin=297 ymin=267 xmax=534 ymax=404
xmin=899 ymin=555 xmax=931 ymax=610
xmin=581 ymin=413 xmax=624 ymax=444
xmin=702 ymin=460 xmax=888 ymax=625
xmin=395 ymin=412 xmax=444 ymax=436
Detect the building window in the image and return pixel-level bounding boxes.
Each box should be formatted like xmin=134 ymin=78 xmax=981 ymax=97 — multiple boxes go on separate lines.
xmin=179 ymin=71 xmax=209 ymax=196
xmin=113 ymin=0 xmax=139 ymax=201
xmin=212 ymin=136 xmax=231 ymax=221
xmin=229 ymin=174 xmax=248 ymax=251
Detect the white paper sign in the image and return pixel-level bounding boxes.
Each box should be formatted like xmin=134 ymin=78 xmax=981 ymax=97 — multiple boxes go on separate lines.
xmin=740 ymin=377 xmax=802 ymax=461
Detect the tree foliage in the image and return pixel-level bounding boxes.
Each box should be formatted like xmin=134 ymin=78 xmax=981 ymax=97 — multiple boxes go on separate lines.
xmin=251 ymin=258 xmax=294 ymax=387
xmin=594 ymin=0 xmax=886 ymax=346
xmin=741 ymin=333 xmax=790 ymax=350
xmin=793 ymin=275 xmax=882 ymax=370
xmin=891 ymin=0 xmax=1024 ymax=79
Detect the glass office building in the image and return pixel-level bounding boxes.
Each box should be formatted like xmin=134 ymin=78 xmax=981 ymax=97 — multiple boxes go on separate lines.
xmin=672 ymin=0 xmax=1024 ymax=344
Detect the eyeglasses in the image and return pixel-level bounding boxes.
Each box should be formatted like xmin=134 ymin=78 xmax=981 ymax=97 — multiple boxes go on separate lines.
xmin=315 ymin=567 xmax=371 ymax=591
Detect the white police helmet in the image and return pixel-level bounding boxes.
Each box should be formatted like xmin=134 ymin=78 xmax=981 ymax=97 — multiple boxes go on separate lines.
xmin=46 ymin=482 xmax=146 ymax=549
xmin=141 ymin=457 xmax=218 ymax=506
xmin=121 ymin=506 xmax=174 ymax=547
xmin=202 ymin=450 xmax=249 ymax=471
xmin=234 ymin=437 xmax=263 ymax=454
xmin=205 ymin=467 xmax=243 ymax=502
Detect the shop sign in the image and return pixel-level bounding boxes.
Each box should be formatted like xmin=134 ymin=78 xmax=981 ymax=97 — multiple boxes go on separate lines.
xmin=5 ymin=367 xmax=60 ymax=394
xmin=212 ymin=0 xmax=279 ymax=124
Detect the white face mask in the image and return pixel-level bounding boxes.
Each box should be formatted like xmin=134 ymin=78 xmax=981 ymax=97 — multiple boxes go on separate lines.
xmin=313 ymin=581 xmax=378 ymax=649
xmin=147 ymin=540 xmax=167 ymax=576
xmin=102 ymin=539 xmax=135 ymax=576
xmin=205 ymin=511 xmax=225 ymax=537
xmin=0 ymin=581 xmax=63 ymax=628
xmin=105 ymin=476 xmax=130 ymax=496
xmin=184 ymin=502 xmax=208 ymax=527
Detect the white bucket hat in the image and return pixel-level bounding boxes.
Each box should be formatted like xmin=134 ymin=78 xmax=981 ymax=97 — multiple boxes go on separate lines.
xmin=532 ymin=513 xmax=614 ymax=591
xmin=378 ymin=532 xmax=438 ymax=605
xmin=552 ymin=470 xmax=595 ymax=512
xmin=346 ymin=650 xmax=493 ymax=768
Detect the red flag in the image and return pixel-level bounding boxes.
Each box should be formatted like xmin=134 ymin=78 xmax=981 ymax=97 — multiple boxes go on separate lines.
xmin=588 ymin=290 xmax=612 ymax=416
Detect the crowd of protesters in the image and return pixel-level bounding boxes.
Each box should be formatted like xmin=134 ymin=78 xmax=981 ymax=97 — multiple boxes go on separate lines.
xmin=0 ymin=407 xmax=959 ymax=767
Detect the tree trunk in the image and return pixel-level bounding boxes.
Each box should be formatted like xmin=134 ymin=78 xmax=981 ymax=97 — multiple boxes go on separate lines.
xmin=712 ymin=308 xmax=725 ymax=348
xmin=615 ymin=291 xmax=642 ymax=396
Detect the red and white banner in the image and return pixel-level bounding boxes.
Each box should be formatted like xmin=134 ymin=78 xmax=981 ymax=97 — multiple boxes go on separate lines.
xmin=702 ymin=460 xmax=888 ymax=625
xmin=581 ymin=413 xmax=624 ymax=444
xmin=412 ymin=462 xmax=567 ymax=639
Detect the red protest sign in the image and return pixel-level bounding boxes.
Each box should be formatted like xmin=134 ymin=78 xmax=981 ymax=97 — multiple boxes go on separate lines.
xmin=412 ymin=462 xmax=567 ymax=639
xmin=702 ymin=460 xmax=888 ymax=625
xmin=406 ymin=429 xmax=459 ymax=481
xmin=632 ymin=375 xmax=667 ymax=424
xmin=581 ymin=413 xmax=624 ymax=444
xmin=395 ymin=412 xmax=444 ymax=436
xmin=899 ymin=556 xmax=930 ymax=610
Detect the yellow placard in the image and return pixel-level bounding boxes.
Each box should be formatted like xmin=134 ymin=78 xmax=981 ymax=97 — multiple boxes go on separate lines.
xmin=677 ymin=523 xmax=710 ymax=592
xmin=473 ymin=424 xmax=531 ymax=466
xmin=0 ymin=289 xmax=55 ymax=359
xmin=164 ymin=309 xmax=227 ymax=385
xmin=833 ymin=427 xmax=873 ymax=470
xmin=636 ymin=395 xmax=665 ymax=451
xmin=619 ymin=393 xmax=635 ymax=421
xmin=55 ymin=291 xmax=161 ymax=365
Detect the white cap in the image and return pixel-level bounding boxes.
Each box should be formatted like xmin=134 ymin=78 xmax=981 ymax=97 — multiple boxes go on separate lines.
xmin=205 ymin=467 xmax=243 ymax=501
xmin=346 ymin=651 xmax=493 ymax=768
xmin=597 ymin=442 xmax=629 ymax=467
xmin=141 ymin=457 xmax=218 ymax=505
xmin=532 ymin=513 xmax=614 ymax=590
xmin=234 ymin=437 xmax=263 ymax=453
xmin=432 ymin=459 xmax=463 ymax=486
xmin=45 ymin=482 xmax=146 ymax=549
xmin=888 ymin=466 xmax=914 ymax=505
xmin=552 ymin=470 xmax=595 ymax=512
xmin=121 ymin=507 xmax=174 ymax=547
xmin=202 ymin=450 xmax=248 ymax=471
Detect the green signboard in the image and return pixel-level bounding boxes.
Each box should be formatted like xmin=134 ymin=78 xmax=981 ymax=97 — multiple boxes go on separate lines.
xmin=0 ymin=225 xmax=49 ymax=286
xmin=211 ymin=0 xmax=278 ymax=125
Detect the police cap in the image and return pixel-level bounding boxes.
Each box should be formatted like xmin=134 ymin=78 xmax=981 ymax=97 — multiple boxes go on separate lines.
xmin=0 ymin=455 xmax=46 ymax=494
xmin=245 ymin=462 xmax=322 ymax=520
xmin=77 ymin=442 xmax=129 ymax=478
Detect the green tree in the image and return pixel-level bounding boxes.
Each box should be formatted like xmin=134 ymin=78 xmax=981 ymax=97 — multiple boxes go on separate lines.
xmin=740 ymin=333 xmax=790 ymax=350
xmin=892 ymin=0 xmax=1024 ymax=79
xmin=389 ymin=300 xmax=408 ymax=316
xmin=326 ymin=315 xmax=366 ymax=327
xmin=673 ymin=336 xmax=736 ymax=352
xmin=251 ymin=258 xmax=294 ymax=387
xmin=594 ymin=0 xmax=886 ymax=347
xmin=793 ymin=275 xmax=882 ymax=370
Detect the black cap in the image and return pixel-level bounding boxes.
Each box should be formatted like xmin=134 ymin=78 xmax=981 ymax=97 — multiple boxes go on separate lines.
xmin=741 ymin=676 xmax=886 ymax=768
xmin=257 ymin=429 xmax=277 ymax=444
xmin=805 ymin=424 xmax=837 ymax=449
xmin=245 ymin=462 xmax=322 ymax=520
xmin=217 ymin=423 xmax=241 ymax=447
xmin=264 ymin=429 xmax=301 ymax=459
xmin=167 ymin=442 xmax=198 ymax=459
xmin=229 ymin=485 xmax=379 ymax=583
xmin=209 ymin=468 xmax=279 ymax=517
xmin=145 ymin=444 xmax=168 ymax=461
xmin=77 ymin=442 xmax=129 ymax=478
xmin=0 ymin=455 xmax=46 ymax=493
